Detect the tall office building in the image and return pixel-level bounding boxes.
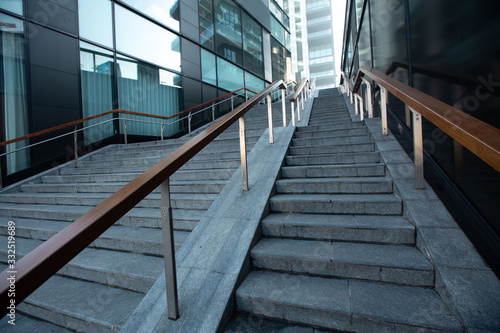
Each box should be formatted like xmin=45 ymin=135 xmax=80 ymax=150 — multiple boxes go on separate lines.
xmin=286 ymin=0 xmax=337 ymax=89
xmin=0 ymin=0 xmax=291 ymax=186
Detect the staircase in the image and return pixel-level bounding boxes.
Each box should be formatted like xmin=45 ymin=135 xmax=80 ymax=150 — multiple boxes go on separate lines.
xmin=233 ymin=89 xmax=463 ymax=332
xmin=0 ymin=100 xmax=292 ymax=332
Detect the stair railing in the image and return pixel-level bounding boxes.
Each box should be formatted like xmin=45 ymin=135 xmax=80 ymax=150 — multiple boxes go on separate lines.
xmin=0 ymin=80 xmax=287 ymax=319
xmin=0 ymin=88 xmax=257 ymax=189
xmin=341 ymin=68 xmax=500 ymax=189
xmin=289 ymin=78 xmax=310 ymax=126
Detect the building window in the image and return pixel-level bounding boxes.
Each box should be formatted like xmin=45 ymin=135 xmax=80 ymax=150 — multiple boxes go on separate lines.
xmin=201 ymin=49 xmax=217 ymax=85
xmin=242 ymin=12 xmax=263 ymax=77
xmin=115 ymin=5 xmax=181 ymax=72
xmin=118 ymin=0 xmax=179 ymax=32
xmin=217 ymin=57 xmax=243 ymax=91
xmin=79 ymin=0 xmax=113 ymax=48
xmin=0 ymin=13 xmax=29 ymax=174
xmin=80 ymin=42 xmax=114 ymax=146
xmin=245 ymin=71 xmax=264 ymax=93
xmin=0 ymin=0 xmax=23 ymax=16
xmin=214 ymin=0 xmax=242 ymax=65
xmin=199 ymin=0 xmax=214 ymax=50
xmin=117 ymin=56 xmax=182 ymax=137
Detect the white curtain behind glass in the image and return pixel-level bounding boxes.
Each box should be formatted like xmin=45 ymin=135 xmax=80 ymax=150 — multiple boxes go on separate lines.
xmin=2 ymin=25 xmax=29 ymax=175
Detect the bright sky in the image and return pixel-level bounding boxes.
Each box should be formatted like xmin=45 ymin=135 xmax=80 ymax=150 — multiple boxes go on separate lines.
xmin=331 ymin=0 xmax=347 ymax=85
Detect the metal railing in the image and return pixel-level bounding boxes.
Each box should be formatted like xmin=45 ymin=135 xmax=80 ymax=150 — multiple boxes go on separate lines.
xmin=341 ymin=68 xmax=500 ymax=189
xmin=0 ymin=88 xmax=256 ymax=189
xmin=0 ymin=81 xmax=289 ymax=319
xmin=288 ymin=78 xmax=313 ymax=126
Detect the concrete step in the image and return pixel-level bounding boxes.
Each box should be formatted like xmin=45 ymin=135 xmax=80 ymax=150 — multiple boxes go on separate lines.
xmin=74 ymin=158 xmax=241 ymax=172
xmin=285 ymin=152 xmax=381 ymax=166
xmin=41 ymin=168 xmax=235 ymax=183
xmin=297 ymin=121 xmax=364 ymax=133
xmin=251 ymin=238 xmax=433 ymax=287
xmin=289 ymin=142 xmax=375 ymax=156
xmin=276 ymin=177 xmax=393 ymax=194
xmin=20 ymin=179 xmax=227 ymax=194
xmin=294 ymin=126 xmax=367 ymax=139
xmin=291 ymin=134 xmax=373 ymax=147
xmin=0 ymin=204 xmax=204 ymax=230
xmin=0 ymin=192 xmax=217 ymax=210
xmin=262 ymin=213 xmax=415 ymax=245
xmin=5 ymin=268 xmax=144 ymax=332
xmin=282 ymin=163 xmax=386 ymax=178
xmin=0 ymin=236 xmax=162 ymax=293
xmin=270 ymin=194 xmax=402 ymax=215
xmin=92 ymin=149 xmax=243 ymax=162
xmin=0 ymin=217 xmax=190 ymax=254
xmin=236 ymin=271 xmax=462 ymax=332
xmin=0 ymin=313 xmax=73 ymax=332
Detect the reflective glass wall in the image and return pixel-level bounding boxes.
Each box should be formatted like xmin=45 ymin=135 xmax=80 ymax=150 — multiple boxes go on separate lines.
xmin=341 ymin=0 xmax=500 ymax=273
xmin=0 ymin=0 xmax=288 ymax=186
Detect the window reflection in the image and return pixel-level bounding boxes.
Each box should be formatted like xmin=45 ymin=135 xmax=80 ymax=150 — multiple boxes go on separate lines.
xmin=119 ymin=0 xmax=179 ymax=32
xmin=242 ymin=12 xmax=263 ymax=76
xmin=215 ymin=0 xmax=242 ymax=65
xmin=199 ymin=0 xmax=214 ymax=50
xmin=217 ymin=57 xmax=243 ymax=91
xmin=245 ymin=71 xmax=264 ymax=92
xmin=80 ymin=43 xmax=114 ymax=145
xmin=117 ymin=56 xmax=182 ymax=137
xmin=201 ymin=49 xmax=217 ymax=85
xmin=0 ymin=13 xmax=29 ymax=174
xmin=79 ymin=0 xmax=113 ymax=48
xmin=115 ymin=5 xmax=181 ymax=72
xmin=0 ymin=0 xmax=23 ymax=16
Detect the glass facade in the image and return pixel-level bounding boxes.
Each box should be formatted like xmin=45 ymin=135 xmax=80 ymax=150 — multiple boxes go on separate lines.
xmin=0 ymin=0 xmax=290 ymax=185
xmin=115 ymin=5 xmax=181 ymax=72
xmin=0 ymin=13 xmax=28 ymax=174
xmin=0 ymin=0 xmax=23 ymax=15
xmin=79 ymin=0 xmax=113 ymax=48
xmin=214 ymin=0 xmax=243 ymax=65
xmin=341 ymin=0 xmax=500 ymax=272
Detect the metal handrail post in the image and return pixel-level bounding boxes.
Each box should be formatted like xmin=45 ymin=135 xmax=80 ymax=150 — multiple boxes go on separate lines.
xmin=301 ymin=90 xmax=305 ymax=110
xmin=291 ymin=101 xmax=295 ymax=126
xmin=73 ymin=126 xmax=78 ymax=159
xmin=160 ymin=179 xmax=179 ymax=320
xmin=281 ymin=89 xmax=286 ymax=127
xmin=411 ymin=107 xmax=425 ymax=189
xmin=188 ymin=112 xmax=192 ymax=133
xmin=212 ymin=103 xmax=215 ymax=121
xmin=380 ymin=87 xmax=388 ymax=136
xmin=350 ymin=90 xmax=353 ymax=104
xmin=123 ymin=115 xmax=128 ymax=144
xmin=239 ymin=116 xmax=248 ymax=191
xmin=297 ymin=96 xmax=301 ymax=122
xmin=161 ymin=122 xmax=165 ymax=141
xmin=231 ymin=95 xmax=234 ymax=111
xmin=361 ymin=78 xmax=373 ymax=118
xmin=354 ymin=94 xmax=359 ymax=116
xmin=267 ymin=95 xmax=274 ymax=144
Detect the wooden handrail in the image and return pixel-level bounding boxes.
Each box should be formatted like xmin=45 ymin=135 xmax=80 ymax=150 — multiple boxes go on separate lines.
xmin=0 ymin=80 xmax=286 ymax=315
xmin=0 ymin=87 xmax=256 ymax=148
xmin=344 ymin=66 xmax=500 ymax=173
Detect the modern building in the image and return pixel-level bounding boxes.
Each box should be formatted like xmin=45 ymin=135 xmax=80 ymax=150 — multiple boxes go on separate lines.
xmin=341 ymin=0 xmax=500 ymax=272
xmin=0 ymin=0 xmax=292 ymax=186
xmin=286 ymin=0 xmax=337 ymax=90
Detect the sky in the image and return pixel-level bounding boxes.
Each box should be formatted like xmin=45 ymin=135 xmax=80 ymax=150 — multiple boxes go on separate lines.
xmin=331 ymin=0 xmax=347 ymax=85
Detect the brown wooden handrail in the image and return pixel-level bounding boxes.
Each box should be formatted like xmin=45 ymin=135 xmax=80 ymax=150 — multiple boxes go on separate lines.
xmin=0 ymin=87 xmax=257 ymax=148
xmin=344 ymin=66 xmax=500 ymax=173
xmin=0 ymin=80 xmax=285 ymax=316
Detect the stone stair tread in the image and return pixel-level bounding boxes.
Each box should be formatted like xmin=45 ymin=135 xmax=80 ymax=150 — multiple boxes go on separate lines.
xmin=252 ymin=237 xmax=433 ymax=271
xmin=271 ymin=193 xmax=401 ymax=204
xmin=236 ymin=271 xmax=462 ymax=332
xmin=0 ymin=236 xmax=162 ymax=293
xmin=262 ymin=213 xmax=415 ymax=244
xmin=21 ymin=179 xmax=227 ymax=193
xmin=285 ymin=152 xmax=381 ymax=166
xmin=0 ymin=313 xmax=73 ymax=332
xmin=282 ymin=163 xmax=386 ymax=178
xmin=276 ymin=177 xmax=393 ymax=194
xmin=5 ymin=267 xmax=144 ymax=332
xmin=296 ymin=122 xmax=364 ymax=133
